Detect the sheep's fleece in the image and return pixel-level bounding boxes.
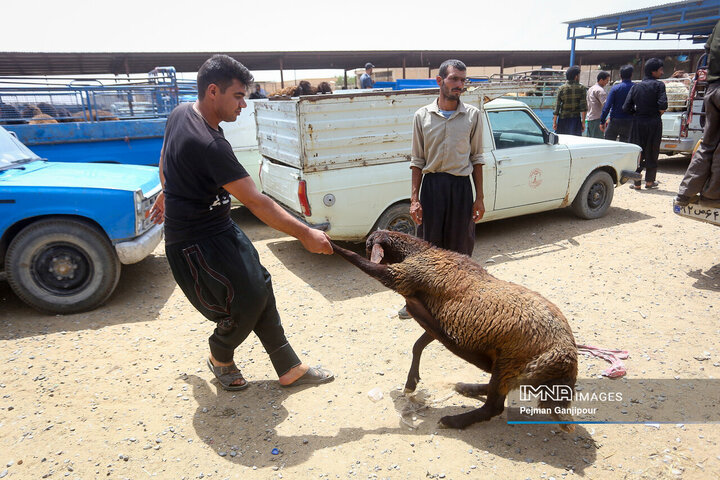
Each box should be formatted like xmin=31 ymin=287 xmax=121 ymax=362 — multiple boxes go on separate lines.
xmin=331 ymin=231 xmax=578 ymax=432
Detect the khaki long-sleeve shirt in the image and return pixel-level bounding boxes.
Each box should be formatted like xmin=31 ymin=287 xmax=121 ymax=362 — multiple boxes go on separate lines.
xmin=410 ymin=99 xmax=486 ymax=176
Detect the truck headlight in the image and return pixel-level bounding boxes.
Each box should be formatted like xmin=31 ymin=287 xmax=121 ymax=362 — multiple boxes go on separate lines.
xmin=134 ymin=189 xmax=144 ymax=235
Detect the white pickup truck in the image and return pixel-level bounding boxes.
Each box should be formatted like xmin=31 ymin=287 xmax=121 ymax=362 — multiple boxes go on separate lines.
xmin=256 ymin=87 xmax=642 ymax=241
xmin=660 ymin=55 xmax=708 ymax=156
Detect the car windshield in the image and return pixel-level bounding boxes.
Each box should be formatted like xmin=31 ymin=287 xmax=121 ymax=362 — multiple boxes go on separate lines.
xmin=0 ymin=128 xmax=40 ymax=170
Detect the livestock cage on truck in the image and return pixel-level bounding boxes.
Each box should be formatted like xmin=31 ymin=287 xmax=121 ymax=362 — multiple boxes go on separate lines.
xmin=0 ymin=67 xmax=195 ymax=122
xmin=0 ymin=67 xmax=197 ymax=165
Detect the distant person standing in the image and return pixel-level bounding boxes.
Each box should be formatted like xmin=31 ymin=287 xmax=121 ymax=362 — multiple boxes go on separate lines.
xmin=585 ymin=71 xmax=610 ymax=138
xmin=360 ymin=63 xmax=375 ymax=89
xmin=600 ymin=65 xmax=635 ymax=142
xmin=676 ymin=18 xmax=720 ymax=208
xmin=249 ymin=84 xmax=266 ymax=99
xmin=553 ymin=66 xmax=587 ymax=136
xmin=623 ymin=58 xmax=668 ymax=190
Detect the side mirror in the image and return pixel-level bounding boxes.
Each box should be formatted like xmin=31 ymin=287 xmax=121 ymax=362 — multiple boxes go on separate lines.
xmin=546 ymin=131 xmax=559 ymax=145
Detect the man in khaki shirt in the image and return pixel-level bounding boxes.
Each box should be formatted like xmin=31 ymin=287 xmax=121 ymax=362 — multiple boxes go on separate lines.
xmin=401 ymin=59 xmax=485 ymax=319
xmin=409 ymin=58 xmax=485 ymax=249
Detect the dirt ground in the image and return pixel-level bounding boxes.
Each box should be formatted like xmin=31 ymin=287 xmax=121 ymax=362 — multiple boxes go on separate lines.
xmin=1 ymin=154 xmax=719 ymax=480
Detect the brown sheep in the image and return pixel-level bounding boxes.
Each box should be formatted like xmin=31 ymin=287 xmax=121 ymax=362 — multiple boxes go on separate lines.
xmin=29 ymin=114 xmax=58 ymax=124
xmin=36 ymin=102 xmax=58 ymax=118
xmin=72 ymin=109 xmax=118 ymax=121
xmin=317 ymin=82 xmax=333 ymax=94
xmin=21 ymin=105 xmax=42 ymax=119
xmin=331 ymin=231 xmax=578 ymax=431
xmin=271 ymin=80 xmax=319 ymax=98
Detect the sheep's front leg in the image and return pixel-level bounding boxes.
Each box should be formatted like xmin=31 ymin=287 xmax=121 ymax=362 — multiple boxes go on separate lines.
xmin=404 ymin=331 xmax=434 ymax=393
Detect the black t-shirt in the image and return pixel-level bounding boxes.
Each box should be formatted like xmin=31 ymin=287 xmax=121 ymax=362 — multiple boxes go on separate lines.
xmin=622 ymin=78 xmax=668 ymax=118
xmin=162 ymin=103 xmax=249 ymax=245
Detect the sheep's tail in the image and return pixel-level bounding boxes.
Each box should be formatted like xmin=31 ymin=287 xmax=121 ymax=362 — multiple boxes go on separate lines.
xmin=521 ymin=347 xmax=578 ymax=433
xmin=329 ymin=241 xmax=395 ymax=289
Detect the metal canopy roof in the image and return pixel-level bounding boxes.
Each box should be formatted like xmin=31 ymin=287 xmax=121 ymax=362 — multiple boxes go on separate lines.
xmin=565 ymin=0 xmax=720 ymax=64
xmin=0 ymin=48 xmax=704 ymax=76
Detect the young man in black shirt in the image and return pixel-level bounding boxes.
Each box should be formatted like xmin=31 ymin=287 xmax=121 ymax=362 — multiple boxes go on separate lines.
xmin=150 ymin=55 xmax=334 ymax=391
xmin=623 ymin=58 xmax=668 ymax=190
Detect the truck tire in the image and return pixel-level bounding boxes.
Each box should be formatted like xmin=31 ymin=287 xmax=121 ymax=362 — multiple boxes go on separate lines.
xmin=374 ymin=203 xmax=417 ymax=236
xmin=5 ymin=219 xmax=121 ymax=314
xmin=571 ymin=170 xmax=614 ymax=220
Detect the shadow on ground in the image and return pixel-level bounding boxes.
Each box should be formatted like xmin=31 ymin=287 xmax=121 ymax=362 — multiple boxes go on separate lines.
xmin=184 ymin=374 xmax=596 ymax=475
xmin=688 ymin=263 xmax=720 ymax=292
xmin=0 ymin=253 xmax=175 ymax=340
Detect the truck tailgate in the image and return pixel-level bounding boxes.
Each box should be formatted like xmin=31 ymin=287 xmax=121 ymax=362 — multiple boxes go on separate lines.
xmin=255 ymin=89 xmax=488 ymax=173
xmin=260 ymin=159 xmax=303 ymax=213
xmin=661 ymin=112 xmax=682 ymax=138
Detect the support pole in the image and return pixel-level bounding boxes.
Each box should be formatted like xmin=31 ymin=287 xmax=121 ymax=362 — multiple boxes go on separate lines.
xmin=402 ymin=57 xmax=406 ymax=79
xmin=279 ymin=58 xmax=284 ymax=88
xmin=344 ymin=69 xmax=348 ymax=89
xmin=570 ymin=38 xmax=576 ymax=66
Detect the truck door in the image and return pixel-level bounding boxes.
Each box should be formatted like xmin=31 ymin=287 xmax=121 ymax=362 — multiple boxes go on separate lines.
xmin=488 ymin=109 xmax=571 ymax=210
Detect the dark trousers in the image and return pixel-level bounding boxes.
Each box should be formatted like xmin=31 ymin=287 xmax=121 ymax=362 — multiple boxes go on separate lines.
xmin=166 ymin=224 xmax=300 ymax=375
xmin=678 ymin=82 xmax=720 ymax=200
xmin=556 ymin=116 xmax=583 ymax=136
xmin=631 ymin=115 xmax=662 ymax=184
xmin=418 ymin=172 xmax=475 ymax=256
xmin=604 ymin=117 xmax=633 ymax=143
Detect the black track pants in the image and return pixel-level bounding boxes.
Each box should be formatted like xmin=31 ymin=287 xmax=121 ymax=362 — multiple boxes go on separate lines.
xmin=166 ymin=224 xmax=300 ymax=375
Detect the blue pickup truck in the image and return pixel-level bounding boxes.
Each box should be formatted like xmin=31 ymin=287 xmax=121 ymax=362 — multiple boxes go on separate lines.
xmin=0 ymin=67 xmax=196 ymax=166
xmin=0 ymin=126 xmax=163 ymax=314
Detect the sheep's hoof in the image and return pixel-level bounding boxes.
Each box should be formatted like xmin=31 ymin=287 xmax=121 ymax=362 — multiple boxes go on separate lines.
xmin=438 ymin=415 xmax=470 ymax=430
xmin=403 ymin=378 xmax=419 ymax=393
xmin=558 ymin=423 xmax=576 ymax=433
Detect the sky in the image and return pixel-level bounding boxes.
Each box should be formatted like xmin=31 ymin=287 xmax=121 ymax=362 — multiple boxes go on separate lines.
xmin=2 ymin=0 xmax=703 ymax=81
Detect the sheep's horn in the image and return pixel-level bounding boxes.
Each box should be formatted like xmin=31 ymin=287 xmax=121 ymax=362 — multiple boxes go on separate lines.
xmin=370 ymin=244 xmax=384 ymax=263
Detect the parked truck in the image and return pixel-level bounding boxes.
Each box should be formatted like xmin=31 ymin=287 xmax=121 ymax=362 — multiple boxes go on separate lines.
xmin=0 ymin=126 xmax=163 ymax=314
xmin=660 ymin=54 xmax=708 ymax=156
xmin=255 ymin=86 xmax=642 ymax=242
xmin=0 ymin=67 xmax=196 ymax=166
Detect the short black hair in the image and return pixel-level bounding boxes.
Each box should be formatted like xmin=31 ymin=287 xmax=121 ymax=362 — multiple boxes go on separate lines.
xmin=597 ymin=71 xmax=610 ymax=81
xmin=566 ymin=66 xmax=581 ymax=81
xmin=620 ymin=64 xmax=634 ymax=80
xmin=438 ymin=59 xmax=467 ymax=79
xmin=644 ymin=58 xmax=664 ymax=77
xmin=197 ymin=54 xmax=254 ymax=100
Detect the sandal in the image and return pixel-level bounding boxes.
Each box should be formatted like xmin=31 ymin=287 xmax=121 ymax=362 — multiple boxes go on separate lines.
xmin=206 ymin=358 xmax=248 ymax=391
xmin=645 ymin=182 xmax=659 ymax=189
xmin=281 ymin=366 xmax=334 ymax=388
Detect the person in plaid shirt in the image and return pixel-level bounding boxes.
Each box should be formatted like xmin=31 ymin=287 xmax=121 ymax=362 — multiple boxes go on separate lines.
xmin=553 ymin=66 xmax=587 ymax=136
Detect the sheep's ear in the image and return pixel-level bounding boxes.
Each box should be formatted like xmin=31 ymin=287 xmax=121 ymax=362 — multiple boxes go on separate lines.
xmin=370 ymin=244 xmax=385 ymax=264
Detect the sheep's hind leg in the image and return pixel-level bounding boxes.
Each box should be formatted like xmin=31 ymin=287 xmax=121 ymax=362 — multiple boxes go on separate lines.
xmin=440 ymin=388 xmax=505 ymax=429
xmin=404 ymin=332 xmax=434 ymax=393
xmin=441 ymin=363 xmax=510 ymax=429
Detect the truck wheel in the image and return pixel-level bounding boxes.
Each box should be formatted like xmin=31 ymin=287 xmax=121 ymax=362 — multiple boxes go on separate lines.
xmin=5 ymin=219 xmax=121 ymax=314
xmin=571 ymin=171 xmax=614 ymax=220
xmin=374 ymin=203 xmax=417 ymax=236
